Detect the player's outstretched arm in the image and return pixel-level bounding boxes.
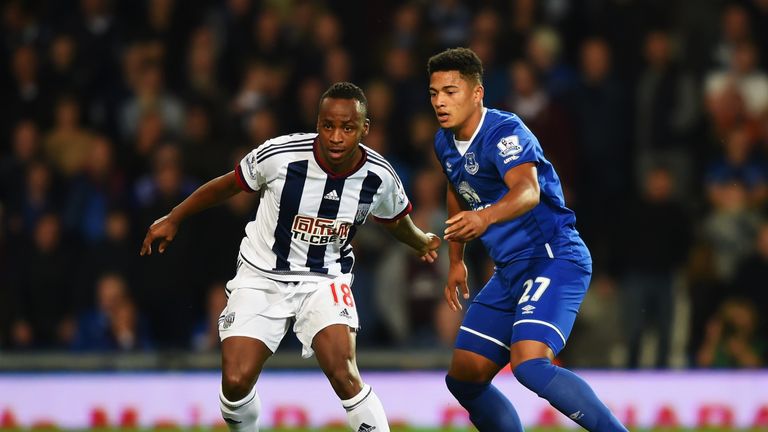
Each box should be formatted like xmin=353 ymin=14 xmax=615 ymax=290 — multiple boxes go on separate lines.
xmin=140 ymin=170 xmax=244 ymax=256
xmin=379 ymin=215 xmax=441 ymax=263
xmin=444 ymin=162 xmax=539 ymax=243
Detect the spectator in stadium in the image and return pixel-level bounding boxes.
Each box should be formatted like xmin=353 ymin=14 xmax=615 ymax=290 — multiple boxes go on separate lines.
xmin=71 ymin=272 xmax=152 ymax=351
xmin=428 ymin=47 xmax=627 ymax=432
xmin=63 ymin=135 xmax=127 ymax=244
xmin=0 ymin=120 xmax=40 ymax=209
xmin=612 ymin=165 xmax=691 ymax=368
xmin=697 ymin=297 xmax=765 ymax=368
xmin=702 ymin=179 xmax=761 ymax=283
xmin=634 ymin=29 xmax=699 ymax=200
xmin=140 ymin=82 xmax=439 ymax=431
xmin=730 ymin=220 xmax=768 ymax=334
xmin=75 ymin=208 xmax=136 ymax=313
xmin=705 ymin=124 xmax=768 ymax=208
xmin=7 ymin=213 xmax=75 ymax=349
xmin=43 ymin=95 xmax=94 ymax=178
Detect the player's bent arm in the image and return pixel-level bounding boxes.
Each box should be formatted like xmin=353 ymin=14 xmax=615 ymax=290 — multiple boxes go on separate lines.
xmin=167 ymin=170 xmax=244 ymax=223
xmin=140 ymin=171 xmax=244 ymax=255
xmin=477 ymin=162 xmax=540 ymax=226
xmin=379 ymin=215 xmax=440 ymax=261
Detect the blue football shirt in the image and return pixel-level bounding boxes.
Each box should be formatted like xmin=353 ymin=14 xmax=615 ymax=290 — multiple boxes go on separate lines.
xmin=434 ymin=108 xmax=590 ymax=265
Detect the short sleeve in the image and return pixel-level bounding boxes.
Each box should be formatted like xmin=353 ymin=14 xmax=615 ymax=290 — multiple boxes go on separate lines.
xmin=489 ymin=124 xmax=540 ymax=178
xmin=235 ymin=150 xmax=267 ymax=192
xmin=371 ymin=172 xmax=412 ymax=223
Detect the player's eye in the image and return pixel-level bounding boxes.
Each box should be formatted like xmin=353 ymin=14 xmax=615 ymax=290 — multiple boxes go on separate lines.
xmin=344 ymin=126 xmax=353 ymax=132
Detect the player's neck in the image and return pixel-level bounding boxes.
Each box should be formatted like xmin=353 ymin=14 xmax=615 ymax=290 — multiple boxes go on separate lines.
xmin=320 ymin=146 xmax=364 ymax=176
xmin=453 ymin=105 xmax=484 ymax=141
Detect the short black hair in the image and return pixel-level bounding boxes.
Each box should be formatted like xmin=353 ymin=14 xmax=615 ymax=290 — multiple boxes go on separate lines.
xmin=427 ymin=47 xmax=483 ymax=85
xmin=319 ymin=81 xmax=368 ymax=118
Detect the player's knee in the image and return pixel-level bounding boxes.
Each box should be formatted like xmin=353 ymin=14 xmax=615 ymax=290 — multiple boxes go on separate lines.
xmin=222 ymin=369 xmax=255 ymax=401
xmin=512 ymin=357 xmax=556 ymax=396
xmin=325 ymin=364 xmax=362 ymax=399
xmin=445 ymin=375 xmax=488 ymax=402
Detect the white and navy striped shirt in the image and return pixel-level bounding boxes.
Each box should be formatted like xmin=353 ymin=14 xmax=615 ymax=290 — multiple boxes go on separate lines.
xmin=234 ymin=132 xmax=411 ymax=282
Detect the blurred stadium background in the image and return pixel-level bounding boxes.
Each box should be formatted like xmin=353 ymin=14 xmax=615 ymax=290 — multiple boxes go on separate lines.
xmin=1 ymin=0 xmax=767 ymax=430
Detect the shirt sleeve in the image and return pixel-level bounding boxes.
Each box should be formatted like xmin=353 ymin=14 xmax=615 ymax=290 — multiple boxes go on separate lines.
xmin=235 ymin=149 xmax=267 ymax=192
xmin=489 ymin=123 xmax=541 ymax=178
xmin=371 ymin=171 xmax=412 ymax=223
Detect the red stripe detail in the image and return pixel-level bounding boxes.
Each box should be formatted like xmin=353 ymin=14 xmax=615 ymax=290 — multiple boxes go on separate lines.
xmin=374 ymin=202 xmax=412 ymax=223
xmin=234 ymin=165 xmax=256 ymax=192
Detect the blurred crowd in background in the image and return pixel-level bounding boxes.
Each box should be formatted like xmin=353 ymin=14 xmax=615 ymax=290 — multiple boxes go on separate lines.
xmin=1 ymin=0 xmax=767 ymax=370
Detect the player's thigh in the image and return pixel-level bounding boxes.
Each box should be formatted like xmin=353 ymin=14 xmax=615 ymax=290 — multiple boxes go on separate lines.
xmin=219 ymin=287 xmax=293 ymax=351
xmin=294 ymin=274 xmax=359 ymax=359
xmin=221 ymin=336 xmax=273 ymax=385
xmin=454 ymin=273 xmax=516 ymax=374
xmin=509 ymin=259 xmax=591 ymax=356
xmin=312 ymin=323 xmax=357 ymax=374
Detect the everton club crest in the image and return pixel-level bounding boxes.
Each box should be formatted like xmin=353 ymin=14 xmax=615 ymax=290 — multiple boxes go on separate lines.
xmin=464 ymin=152 xmax=479 ymax=175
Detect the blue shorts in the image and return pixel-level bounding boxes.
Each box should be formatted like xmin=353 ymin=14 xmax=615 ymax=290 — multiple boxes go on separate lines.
xmin=455 ymin=258 xmax=592 ymax=367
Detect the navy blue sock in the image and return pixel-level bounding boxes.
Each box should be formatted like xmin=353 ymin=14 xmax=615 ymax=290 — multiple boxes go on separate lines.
xmin=514 ymin=358 xmax=628 ymax=432
xmin=445 ymin=375 xmax=524 ymax=432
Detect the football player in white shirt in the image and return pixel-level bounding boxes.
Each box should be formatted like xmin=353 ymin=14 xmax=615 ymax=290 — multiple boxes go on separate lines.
xmin=141 ymin=82 xmax=440 ymax=432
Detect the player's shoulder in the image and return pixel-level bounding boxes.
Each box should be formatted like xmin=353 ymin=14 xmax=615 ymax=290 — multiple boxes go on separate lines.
xmin=254 ymin=132 xmax=317 ymax=163
xmin=485 ymin=108 xmax=527 ymax=132
xmin=360 ymin=144 xmax=402 ymax=185
xmin=483 ymin=109 xmax=537 ymax=144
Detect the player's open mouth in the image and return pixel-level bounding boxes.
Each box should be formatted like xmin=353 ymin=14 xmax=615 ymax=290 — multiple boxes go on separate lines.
xmin=437 ymin=113 xmax=449 ymax=122
xmin=328 ymin=148 xmax=345 ymax=157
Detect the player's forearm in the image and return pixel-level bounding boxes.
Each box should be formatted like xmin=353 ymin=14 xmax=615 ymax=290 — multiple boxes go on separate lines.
xmin=384 ymin=215 xmax=431 ymax=252
xmin=478 ymin=181 xmax=539 ymax=226
xmin=169 ymin=171 xmax=242 ymax=222
xmin=448 ymin=240 xmax=465 ymax=264
xmin=446 ymin=186 xmax=466 ymax=262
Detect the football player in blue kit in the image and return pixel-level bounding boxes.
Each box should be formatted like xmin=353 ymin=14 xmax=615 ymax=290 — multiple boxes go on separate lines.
xmin=428 ymin=48 xmax=628 ymax=431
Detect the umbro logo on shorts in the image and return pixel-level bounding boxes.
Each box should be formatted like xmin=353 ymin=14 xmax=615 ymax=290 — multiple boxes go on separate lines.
xmin=358 ymin=423 xmax=376 ymax=431
xmin=339 ymin=308 xmax=351 ymax=319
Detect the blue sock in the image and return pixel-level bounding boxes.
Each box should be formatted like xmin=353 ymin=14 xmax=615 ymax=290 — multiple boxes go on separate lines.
xmin=514 ymin=358 xmax=628 ymax=432
xmin=445 ymin=375 xmax=523 ymax=431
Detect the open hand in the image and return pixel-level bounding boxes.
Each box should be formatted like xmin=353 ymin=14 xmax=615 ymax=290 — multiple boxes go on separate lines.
xmin=444 ymin=261 xmax=470 ymax=311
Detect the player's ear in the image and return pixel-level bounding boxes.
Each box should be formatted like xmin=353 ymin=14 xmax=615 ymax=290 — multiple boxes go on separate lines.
xmin=474 ymin=84 xmax=484 ymax=103
xmin=362 ymin=118 xmax=370 ymax=137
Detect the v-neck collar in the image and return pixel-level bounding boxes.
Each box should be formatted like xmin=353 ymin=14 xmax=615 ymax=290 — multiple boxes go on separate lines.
xmin=453 ymin=107 xmax=487 ymax=156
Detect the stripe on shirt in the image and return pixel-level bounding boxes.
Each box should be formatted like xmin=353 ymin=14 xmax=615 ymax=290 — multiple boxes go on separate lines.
xmin=272 ymin=160 xmax=309 ymax=270
xmin=339 ymin=171 xmax=382 ymax=272
xmin=306 ymin=177 xmax=347 ymax=273
xmin=257 ymin=144 xmax=314 ymax=163
xmin=256 ymin=137 xmax=314 ymax=158
xmin=366 ymin=157 xmax=402 ymax=188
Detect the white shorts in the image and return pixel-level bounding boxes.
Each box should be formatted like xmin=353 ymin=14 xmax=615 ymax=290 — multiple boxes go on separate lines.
xmin=218 ymin=265 xmax=359 ymax=358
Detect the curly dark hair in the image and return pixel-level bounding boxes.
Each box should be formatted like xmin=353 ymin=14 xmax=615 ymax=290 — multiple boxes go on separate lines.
xmin=427 ymin=47 xmax=483 ymax=85
xmin=319 ymin=82 xmax=368 ymax=118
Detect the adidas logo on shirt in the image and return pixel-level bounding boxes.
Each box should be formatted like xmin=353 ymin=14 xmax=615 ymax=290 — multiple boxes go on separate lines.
xmin=324 ymin=190 xmax=340 ymax=201
xmin=569 ymin=410 xmax=584 ymax=420
xmin=358 ymin=423 xmax=376 ymax=431
xmin=339 ymin=308 xmax=351 ymax=319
